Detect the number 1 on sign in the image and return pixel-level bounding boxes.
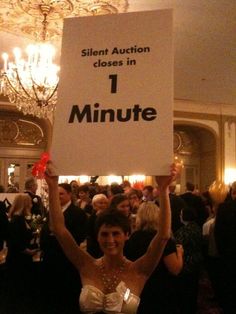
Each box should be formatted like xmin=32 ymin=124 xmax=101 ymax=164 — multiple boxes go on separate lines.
xmin=109 ymin=74 xmax=117 ymax=93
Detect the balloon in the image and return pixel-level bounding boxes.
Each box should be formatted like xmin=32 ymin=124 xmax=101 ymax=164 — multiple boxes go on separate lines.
xmin=40 ymin=152 xmax=50 ymax=163
xmin=31 ymin=152 xmax=50 ymax=178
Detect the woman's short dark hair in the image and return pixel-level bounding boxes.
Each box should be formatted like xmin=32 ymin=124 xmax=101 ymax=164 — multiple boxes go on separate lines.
xmin=110 ymin=193 xmax=129 ymax=210
xmin=95 ymin=210 xmax=131 ymax=236
xmin=78 ymin=185 xmax=90 ymax=193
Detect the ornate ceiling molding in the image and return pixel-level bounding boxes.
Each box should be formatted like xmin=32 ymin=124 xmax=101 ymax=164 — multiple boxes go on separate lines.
xmin=0 ymin=0 xmax=129 ymax=41
xmin=0 ymin=112 xmax=46 ymax=147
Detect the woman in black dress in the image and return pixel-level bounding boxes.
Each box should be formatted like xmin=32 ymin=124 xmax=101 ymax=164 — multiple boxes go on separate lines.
xmin=125 ymin=201 xmax=184 ymax=314
xmin=6 ymin=193 xmax=39 ymax=313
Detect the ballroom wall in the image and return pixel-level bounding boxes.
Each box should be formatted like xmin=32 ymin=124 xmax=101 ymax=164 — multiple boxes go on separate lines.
xmin=174 ymin=99 xmax=236 ymax=191
xmin=0 ymin=99 xmax=235 ymax=192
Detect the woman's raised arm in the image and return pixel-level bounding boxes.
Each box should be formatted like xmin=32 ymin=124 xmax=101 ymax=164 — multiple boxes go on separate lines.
xmin=45 ymin=162 xmax=93 ymax=271
xmin=133 ymin=163 xmax=181 ymax=277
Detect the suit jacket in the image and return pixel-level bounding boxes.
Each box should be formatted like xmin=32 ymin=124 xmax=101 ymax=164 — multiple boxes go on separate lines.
xmin=40 ymin=203 xmax=88 ymax=265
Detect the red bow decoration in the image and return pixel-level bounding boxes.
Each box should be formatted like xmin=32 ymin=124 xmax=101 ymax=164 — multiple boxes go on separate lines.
xmin=32 ymin=152 xmax=50 ymax=179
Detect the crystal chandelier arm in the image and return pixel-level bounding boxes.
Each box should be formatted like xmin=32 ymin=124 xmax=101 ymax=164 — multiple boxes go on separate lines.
xmin=14 ymin=68 xmax=39 ymax=101
xmin=29 ymin=70 xmax=43 ymax=103
xmin=0 ymin=2 xmax=60 ymax=117
xmin=46 ymin=82 xmax=58 ymax=102
xmin=29 ymin=69 xmax=58 ymax=105
xmin=3 ymin=71 xmax=31 ymax=99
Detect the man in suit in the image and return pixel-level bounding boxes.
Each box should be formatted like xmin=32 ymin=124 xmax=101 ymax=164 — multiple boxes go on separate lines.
xmin=40 ymin=183 xmax=88 ymax=314
xmin=180 ymin=182 xmax=208 ymax=228
xmin=24 ymin=177 xmax=44 ymax=216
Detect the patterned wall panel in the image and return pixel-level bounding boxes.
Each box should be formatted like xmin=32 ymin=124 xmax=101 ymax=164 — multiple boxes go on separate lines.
xmin=0 ymin=116 xmax=45 ymax=147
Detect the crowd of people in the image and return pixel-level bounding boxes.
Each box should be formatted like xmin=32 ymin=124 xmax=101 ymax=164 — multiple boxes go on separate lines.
xmin=0 ymin=168 xmax=236 ymax=314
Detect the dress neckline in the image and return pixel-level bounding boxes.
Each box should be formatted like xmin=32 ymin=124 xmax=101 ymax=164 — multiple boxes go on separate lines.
xmin=82 ymin=281 xmax=139 ymax=300
xmin=83 ymin=281 xmax=123 ymax=296
xmin=80 ymin=281 xmax=140 ymax=314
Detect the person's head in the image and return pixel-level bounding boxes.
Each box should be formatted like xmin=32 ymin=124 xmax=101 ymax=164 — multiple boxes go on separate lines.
xmin=110 ymin=193 xmax=130 ymax=217
xmin=142 ymin=185 xmax=154 ymax=201
xmin=58 ymin=183 xmax=72 ymax=206
xmin=122 ymin=180 xmax=132 ymax=193
xmin=230 ymin=181 xmax=236 ymax=200
xmin=92 ymin=194 xmax=109 ymax=213
xmin=208 ymin=180 xmax=228 ymax=207
xmin=9 ymin=193 xmax=32 ymax=218
xmin=70 ymin=180 xmax=78 ymax=191
xmin=136 ymin=201 xmax=160 ymax=231
xmin=25 ymin=177 xmax=38 ymax=194
xmin=78 ymin=185 xmax=90 ymax=200
xmin=186 ymin=182 xmax=195 ymax=192
xmin=127 ymin=189 xmax=142 ymax=211
xmin=95 ymin=210 xmax=130 ymax=256
xmin=180 ymin=206 xmax=196 ymax=223
xmin=109 ymin=183 xmax=124 ymax=197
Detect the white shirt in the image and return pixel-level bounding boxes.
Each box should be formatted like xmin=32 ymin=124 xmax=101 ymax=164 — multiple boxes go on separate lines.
xmin=61 ymin=200 xmax=72 ymax=213
xmin=202 ymin=217 xmax=215 ymax=236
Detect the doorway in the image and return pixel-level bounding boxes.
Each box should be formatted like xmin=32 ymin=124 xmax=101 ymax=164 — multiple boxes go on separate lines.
xmin=174 ymin=124 xmax=217 ymax=193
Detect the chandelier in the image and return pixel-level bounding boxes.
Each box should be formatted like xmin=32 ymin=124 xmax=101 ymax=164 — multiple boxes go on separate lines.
xmin=0 ymin=0 xmax=129 ymax=119
xmin=0 ymin=5 xmax=59 ymax=119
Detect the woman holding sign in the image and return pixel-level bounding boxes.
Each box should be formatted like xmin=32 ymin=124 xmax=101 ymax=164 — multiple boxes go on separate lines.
xmin=45 ymin=161 xmax=180 ymax=314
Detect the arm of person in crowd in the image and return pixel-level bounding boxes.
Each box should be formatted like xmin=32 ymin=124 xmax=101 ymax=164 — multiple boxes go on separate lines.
xmin=23 ymin=247 xmax=39 ymax=256
xmin=44 ymin=161 xmax=93 ymax=271
xmin=163 ymin=243 xmax=184 ymax=275
xmin=133 ymin=163 xmax=181 ymax=277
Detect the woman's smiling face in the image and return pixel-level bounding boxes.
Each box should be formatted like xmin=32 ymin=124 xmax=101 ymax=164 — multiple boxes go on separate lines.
xmin=97 ymin=224 xmax=128 ymax=256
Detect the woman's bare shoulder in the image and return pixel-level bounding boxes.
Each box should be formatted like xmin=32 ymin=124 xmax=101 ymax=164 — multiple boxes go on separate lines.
xmin=80 ymin=255 xmax=102 ymax=275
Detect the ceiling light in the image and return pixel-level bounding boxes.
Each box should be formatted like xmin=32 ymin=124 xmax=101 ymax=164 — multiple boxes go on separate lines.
xmin=0 ymin=4 xmax=59 ymax=118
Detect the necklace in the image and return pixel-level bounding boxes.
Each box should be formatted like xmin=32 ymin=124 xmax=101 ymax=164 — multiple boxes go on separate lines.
xmin=99 ymin=257 xmax=126 ymax=293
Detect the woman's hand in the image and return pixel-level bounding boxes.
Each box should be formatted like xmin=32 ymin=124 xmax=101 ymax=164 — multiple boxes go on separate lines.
xmin=44 ymin=161 xmax=59 ymax=187
xmin=155 ymin=163 xmax=182 ymax=191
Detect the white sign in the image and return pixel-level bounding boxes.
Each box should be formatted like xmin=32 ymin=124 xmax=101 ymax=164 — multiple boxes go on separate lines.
xmin=51 ymin=9 xmax=173 ymax=176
